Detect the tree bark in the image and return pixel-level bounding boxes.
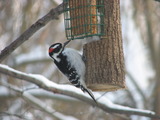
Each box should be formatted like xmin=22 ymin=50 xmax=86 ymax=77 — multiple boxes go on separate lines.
xmin=83 ymin=0 xmax=125 ymax=91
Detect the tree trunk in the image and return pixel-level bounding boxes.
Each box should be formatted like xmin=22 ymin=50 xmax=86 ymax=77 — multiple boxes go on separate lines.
xmin=83 ymin=0 xmax=125 ymax=91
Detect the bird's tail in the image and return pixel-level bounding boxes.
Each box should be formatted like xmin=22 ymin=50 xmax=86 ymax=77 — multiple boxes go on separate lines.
xmin=80 ymin=85 xmax=97 ymax=104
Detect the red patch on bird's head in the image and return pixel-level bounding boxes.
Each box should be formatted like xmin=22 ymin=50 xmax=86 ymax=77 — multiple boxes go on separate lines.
xmin=49 ymin=48 xmax=54 ymax=53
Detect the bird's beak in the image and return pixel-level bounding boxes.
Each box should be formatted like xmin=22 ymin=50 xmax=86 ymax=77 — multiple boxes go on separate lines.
xmin=63 ymin=40 xmax=71 ymax=47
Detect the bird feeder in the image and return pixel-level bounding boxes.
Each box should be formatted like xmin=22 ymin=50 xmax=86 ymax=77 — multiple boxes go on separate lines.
xmin=63 ymin=0 xmax=105 ymax=40
xmin=63 ymin=0 xmax=126 ymax=91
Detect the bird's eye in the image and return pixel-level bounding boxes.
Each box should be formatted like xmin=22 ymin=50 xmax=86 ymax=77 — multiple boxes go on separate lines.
xmin=54 ymin=44 xmax=62 ymax=53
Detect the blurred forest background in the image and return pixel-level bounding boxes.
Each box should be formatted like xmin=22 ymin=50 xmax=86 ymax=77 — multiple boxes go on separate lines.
xmin=0 ymin=0 xmax=160 ymax=120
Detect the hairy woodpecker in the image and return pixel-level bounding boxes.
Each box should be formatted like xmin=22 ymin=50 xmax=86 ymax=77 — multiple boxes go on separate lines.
xmin=48 ymin=40 xmax=97 ymax=103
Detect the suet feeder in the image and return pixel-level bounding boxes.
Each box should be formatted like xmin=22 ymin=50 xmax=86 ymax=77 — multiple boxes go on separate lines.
xmin=63 ymin=0 xmax=105 ymax=40
xmin=63 ymin=0 xmax=126 ymax=91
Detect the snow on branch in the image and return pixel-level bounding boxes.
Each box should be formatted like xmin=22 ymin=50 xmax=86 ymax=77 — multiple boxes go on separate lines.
xmin=2 ymin=83 xmax=78 ymax=120
xmin=0 ymin=64 xmax=160 ymax=119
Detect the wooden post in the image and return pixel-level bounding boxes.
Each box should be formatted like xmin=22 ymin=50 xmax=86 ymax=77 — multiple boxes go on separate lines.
xmin=83 ymin=0 xmax=126 ymax=91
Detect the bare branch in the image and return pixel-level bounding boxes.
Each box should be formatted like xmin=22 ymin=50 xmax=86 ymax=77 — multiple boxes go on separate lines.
xmin=0 ymin=2 xmax=66 ymax=63
xmin=23 ymin=92 xmax=78 ymax=120
xmin=0 ymin=86 xmax=78 ymax=102
xmin=0 ymin=112 xmax=29 ymax=120
xmin=3 ymin=83 xmax=78 ymax=120
xmin=0 ymin=64 xmax=160 ymax=119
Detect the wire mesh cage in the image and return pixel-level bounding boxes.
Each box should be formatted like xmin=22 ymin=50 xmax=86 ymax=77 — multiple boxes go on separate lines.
xmin=64 ymin=0 xmax=105 ymax=40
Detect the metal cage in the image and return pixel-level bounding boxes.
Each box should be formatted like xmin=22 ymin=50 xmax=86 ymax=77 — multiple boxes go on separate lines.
xmin=64 ymin=0 xmax=105 ymax=40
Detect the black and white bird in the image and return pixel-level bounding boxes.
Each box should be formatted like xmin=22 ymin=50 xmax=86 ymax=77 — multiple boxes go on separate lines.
xmin=48 ymin=40 xmax=96 ymax=103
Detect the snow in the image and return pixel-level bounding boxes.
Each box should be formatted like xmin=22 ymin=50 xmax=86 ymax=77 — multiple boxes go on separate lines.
xmin=0 ymin=64 xmax=25 ymax=75
xmin=98 ymin=95 xmax=155 ymax=115
xmin=0 ymin=64 xmax=87 ymax=99
xmin=0 ymin=64 xmax=157 ymax=119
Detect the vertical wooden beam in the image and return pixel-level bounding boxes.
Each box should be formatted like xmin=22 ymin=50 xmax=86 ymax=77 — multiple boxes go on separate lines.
xmin=83 ymin=0 xmax=126 ymax=91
